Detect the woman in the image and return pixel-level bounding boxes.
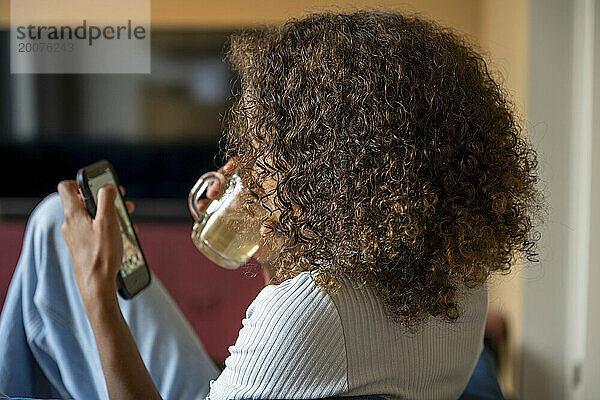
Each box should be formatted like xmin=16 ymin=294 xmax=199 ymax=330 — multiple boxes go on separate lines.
xmin=0 ymin=10 xmax=544 ymax=400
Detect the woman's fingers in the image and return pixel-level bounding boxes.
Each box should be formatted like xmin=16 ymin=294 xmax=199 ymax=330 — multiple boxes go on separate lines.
xmin=196 ymin=198 xmax=211 ymax=212
xmin=220 ymin=157 xmax=238 ymax=176
xmin=57 ymin=180 xmax=88 ymax=221
xmin=260 ymin=219 xmax=278 ymax=236
xmin=206 ymin=181 xmax=222 ymax=199
xmin=96 ymin=184 xmax=119 ymax=222
xmin=194 ymin=158 xmax=239 ymax=214
xmin=205 ymin=172 xmax=227 ymax=199
xmin=206 ymin=157 xmax=239 ymax=199
xmin=119 ymin=185 xmax=135 ymax=214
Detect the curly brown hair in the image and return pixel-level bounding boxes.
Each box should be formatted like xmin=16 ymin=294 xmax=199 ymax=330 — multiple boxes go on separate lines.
xmin=222 ymin=10 xmax=546 ymax=327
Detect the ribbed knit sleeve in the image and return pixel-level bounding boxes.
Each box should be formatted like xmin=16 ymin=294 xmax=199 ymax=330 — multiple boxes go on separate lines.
xmin=207 ymin=271 xmax=348 ymax=400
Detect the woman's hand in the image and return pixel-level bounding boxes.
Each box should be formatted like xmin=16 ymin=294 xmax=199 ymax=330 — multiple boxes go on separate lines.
xmin=58 ymin=180 xmax=163 ymax=400
xmin=195 ymin=157 xmax=238 ymax=213
xmin=57 ymin=180 xmax=133 ymax=309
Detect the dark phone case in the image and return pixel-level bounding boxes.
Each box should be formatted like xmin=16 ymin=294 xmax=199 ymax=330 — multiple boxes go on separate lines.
xmin=76 ymin=159 xmax=151 ymax=299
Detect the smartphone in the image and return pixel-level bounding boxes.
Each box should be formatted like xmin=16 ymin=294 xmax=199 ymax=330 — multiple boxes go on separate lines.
xmin=76 ymin=160 xmax=151 ymax=299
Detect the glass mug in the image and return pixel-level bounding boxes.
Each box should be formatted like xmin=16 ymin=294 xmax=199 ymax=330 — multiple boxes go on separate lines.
xmin=188 ymin=169 xmax=266 ymax=269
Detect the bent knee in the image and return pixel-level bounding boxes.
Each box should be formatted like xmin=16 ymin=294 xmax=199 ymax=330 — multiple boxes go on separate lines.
xmin=28 ymin=192 xmax=66 ymax=233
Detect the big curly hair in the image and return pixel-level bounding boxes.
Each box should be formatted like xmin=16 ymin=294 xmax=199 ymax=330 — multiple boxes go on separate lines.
xmin=223 ymin=10 xmax=546 ymax=327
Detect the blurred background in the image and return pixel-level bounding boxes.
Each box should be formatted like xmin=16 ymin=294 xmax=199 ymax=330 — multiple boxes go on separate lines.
xmin=0 ymin=0 xmax=599 ymax=399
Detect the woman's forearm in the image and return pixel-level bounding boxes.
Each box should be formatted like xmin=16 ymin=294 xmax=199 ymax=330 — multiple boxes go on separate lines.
xmin=85 ymin=294 xmax=163 ymax=400
xmin=57 ymin=182 xmax=162 ymax=399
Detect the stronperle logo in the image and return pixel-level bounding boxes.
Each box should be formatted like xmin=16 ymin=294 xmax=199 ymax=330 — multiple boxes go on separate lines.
xmin=11 ymin=0 xmax=151 ymax=73
xmin=15 ymin=20 xmax=147 ymax=47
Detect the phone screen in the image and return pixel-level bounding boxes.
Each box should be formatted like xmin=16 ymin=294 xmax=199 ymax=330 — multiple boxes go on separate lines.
xmin=87 ymin=167 xmax=145 ymax=278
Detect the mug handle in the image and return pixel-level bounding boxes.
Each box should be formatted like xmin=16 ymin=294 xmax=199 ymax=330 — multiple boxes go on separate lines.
xmin=188 ymin=171 xmax=226 ymax=221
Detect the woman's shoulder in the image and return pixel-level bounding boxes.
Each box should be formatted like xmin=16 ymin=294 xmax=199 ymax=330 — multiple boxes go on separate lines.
xmin=209 ymin=271 xmax=349 ymax=400
xmin=245 ymin=270 xmax=335 ymax=323
xmin=224 ymin=270 xmax=347 ymax=358
xmin=239 ymin=271 xmax=348 ymax=356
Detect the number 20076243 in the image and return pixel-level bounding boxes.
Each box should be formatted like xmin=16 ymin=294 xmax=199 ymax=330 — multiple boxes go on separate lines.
xmin=17 ymin=42 xmax=74 ymax=52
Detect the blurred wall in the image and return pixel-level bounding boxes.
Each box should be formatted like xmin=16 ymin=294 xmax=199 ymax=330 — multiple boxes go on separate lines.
xmin=479 ymin=1 xmax=529 ymax=397
xmin=150 ymin=0 xmax=482 ymax=35
xmin=524 ymin=0 xmax=600 ymax=399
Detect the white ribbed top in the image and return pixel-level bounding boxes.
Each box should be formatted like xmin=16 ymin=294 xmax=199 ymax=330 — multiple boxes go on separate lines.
xmin=208 ymin=271 xmax=487 ymax=400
